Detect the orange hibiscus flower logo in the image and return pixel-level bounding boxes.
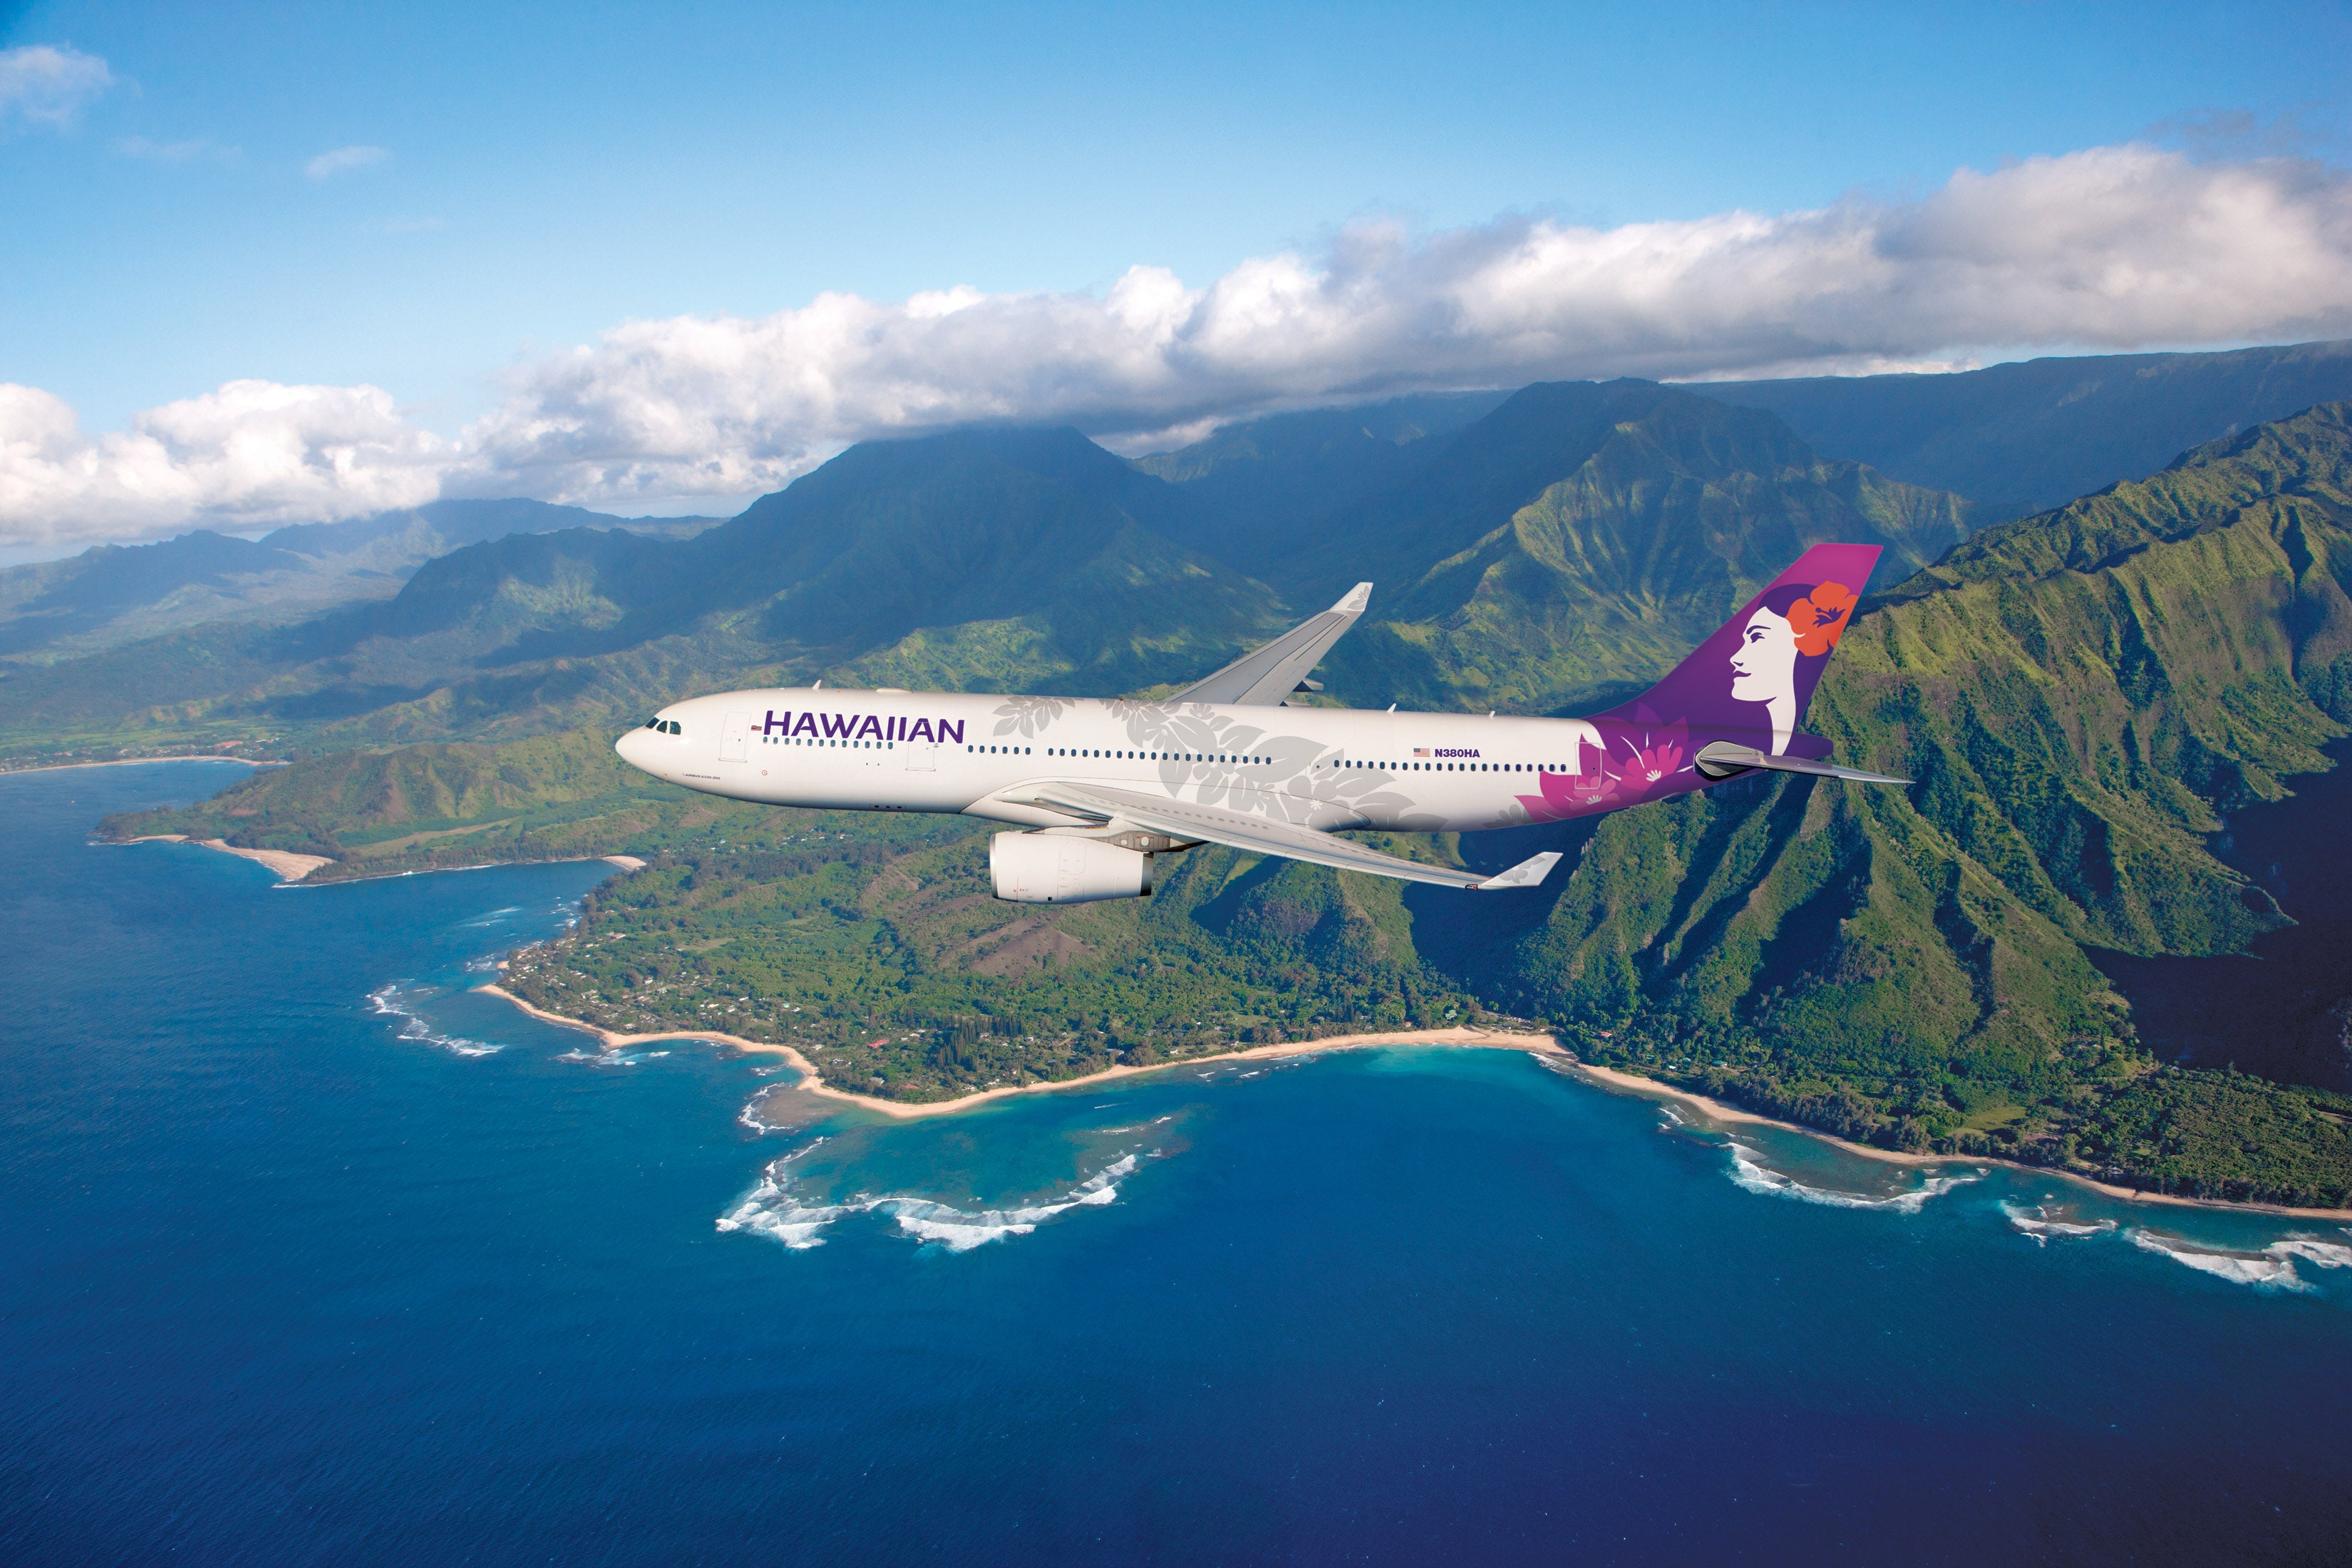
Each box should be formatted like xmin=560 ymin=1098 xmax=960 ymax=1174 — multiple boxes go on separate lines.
xmin=1785 ymin=582 xmax=1857 ymax=656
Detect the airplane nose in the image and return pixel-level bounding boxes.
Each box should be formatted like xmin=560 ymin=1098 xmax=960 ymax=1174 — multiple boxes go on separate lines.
xmin=615 ymin=727 xmax=651 ymax=771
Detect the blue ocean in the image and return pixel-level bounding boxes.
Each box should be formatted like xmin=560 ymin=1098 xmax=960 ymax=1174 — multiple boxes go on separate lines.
xmin=5 ymin=763 xmax=2351 ymax=1565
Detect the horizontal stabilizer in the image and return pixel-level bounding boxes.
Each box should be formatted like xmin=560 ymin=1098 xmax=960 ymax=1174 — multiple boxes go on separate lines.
xmin=1693 ymin=740 xmax=1909 ymax=785
xmin=1172 ymin=583 xmax=1371 ymax=707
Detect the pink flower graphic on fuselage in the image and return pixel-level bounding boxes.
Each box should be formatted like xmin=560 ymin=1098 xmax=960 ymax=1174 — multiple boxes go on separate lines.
xmin=1518 ymin=760 xmax=1620 ymax=821
xmin=1616 ymin=741 xmax=1685 ymax=798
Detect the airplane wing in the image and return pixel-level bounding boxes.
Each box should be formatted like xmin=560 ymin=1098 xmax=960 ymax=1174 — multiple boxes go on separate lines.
xmin=1170 ymin=583 xmax=1372 ymax=706
xmin=1011 ymin=780 xmax=1562 ymax=892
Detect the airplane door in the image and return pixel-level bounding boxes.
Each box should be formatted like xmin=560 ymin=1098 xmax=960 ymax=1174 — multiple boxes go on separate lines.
xmin=719 ymin=710 xmax=752 ymax=763
xmin=903 ymin=741 xmax=937 ymax=772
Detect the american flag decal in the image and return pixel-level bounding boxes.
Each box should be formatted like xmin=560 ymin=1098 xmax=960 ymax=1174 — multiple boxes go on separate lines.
xmin=1413 ymin=748 xmax=1431 ymax=756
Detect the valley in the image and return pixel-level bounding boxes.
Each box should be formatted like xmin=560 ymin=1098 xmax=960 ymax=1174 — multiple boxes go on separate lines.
xmin=75 ymin=344 xmax=2352 ymax=1207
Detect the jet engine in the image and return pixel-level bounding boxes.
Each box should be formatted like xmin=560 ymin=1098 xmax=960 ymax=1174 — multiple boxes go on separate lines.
xmin=989 ymin=832 xmax=1154 ymax=904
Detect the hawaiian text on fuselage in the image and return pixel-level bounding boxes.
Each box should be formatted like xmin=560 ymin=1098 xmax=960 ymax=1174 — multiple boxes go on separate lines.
xmin=760 ymin=709 xmax=967 ymax=743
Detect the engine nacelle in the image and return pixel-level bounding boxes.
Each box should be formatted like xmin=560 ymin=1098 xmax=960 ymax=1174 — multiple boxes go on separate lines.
xmin=989 ymin=832 xmax=1154 ymax=904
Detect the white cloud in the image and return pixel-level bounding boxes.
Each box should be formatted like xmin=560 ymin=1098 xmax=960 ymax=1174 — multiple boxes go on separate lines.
xmin=7 ymin=141 xmax=2351 ymax=545
xmin=0 ymin=44 xmax=113 ymax=128
xmin=0 ymin=381 xmax=445 ymax=549
xmin=305 ymin=143 xmax=388 ymax=180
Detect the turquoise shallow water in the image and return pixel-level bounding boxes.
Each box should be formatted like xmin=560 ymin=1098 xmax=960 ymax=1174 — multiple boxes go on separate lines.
xmin=4 ymin=762 xmax=2351 ymax=1566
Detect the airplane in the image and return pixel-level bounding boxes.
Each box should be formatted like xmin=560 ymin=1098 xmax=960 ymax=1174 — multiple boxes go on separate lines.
xmin=612 ymin=542 xmax=1907 ymax=904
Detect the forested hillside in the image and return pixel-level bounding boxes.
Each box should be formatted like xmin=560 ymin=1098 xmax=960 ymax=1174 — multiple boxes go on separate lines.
xmin=0 ymin=386 xmax=1966 ymax=766
xmin=1696 ymin=337 xmax=2352 ymax=517
xmin=1512 ymin=403 xmax=2352 ymax=1202
xmin=0 ymin=500 xmax=718 ymax=661
xmin=105 ymin=400 xmax=2352 ymax=1205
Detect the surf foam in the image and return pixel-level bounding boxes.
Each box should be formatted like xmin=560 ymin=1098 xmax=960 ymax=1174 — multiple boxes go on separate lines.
xmin=1726 ymin=1141 xmax=1982 ymax=1212
xmin=2127 ymin=1229 xmax=2314 ymax=1291
xmin=2000 ymin=1200 xmax=2118 ymax=1246
xmin=718 ymin=1150 xmax=1147 ymax=1252
xmin=367 ymin=984 xmax=500 ymax=1057
xmin=2270 ymin=1237 xmax=2352 ymax=1271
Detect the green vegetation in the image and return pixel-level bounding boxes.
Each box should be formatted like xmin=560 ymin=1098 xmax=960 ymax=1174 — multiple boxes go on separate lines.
xmin=496 ymin=835 xmax=1510 ymax=1100
xmin=0 ymin=430 xmax=1291 ymax=770
xmin=110 ymin=728 xmax=714 ymax=876
xmin=91 ymin=393 xmax=2352 ymax=1206
xmin=1301 ymin=383 xmax=1978 ymax=714
xmin=1508 ymin=403 xmax=2352 ymax=1205
xmin=1697 ymin=336 xmax=2352 ymax=518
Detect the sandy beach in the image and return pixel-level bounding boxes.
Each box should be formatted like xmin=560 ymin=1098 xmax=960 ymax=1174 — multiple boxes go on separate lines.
xmin=116 ymin=838 xmax=649 ymax=887
xmin=125 ymin=833 xmax=333 ymax=882
xmin=1569 ymin=1060 xmax=2352 ymax=1222
xmin=476 ymin=984 xmax=2352 ymax=1217
xmin=475 ymin=981 xmax=1566 ymax=1119
xmin=6 ymin=754 xmax=279 ymax=776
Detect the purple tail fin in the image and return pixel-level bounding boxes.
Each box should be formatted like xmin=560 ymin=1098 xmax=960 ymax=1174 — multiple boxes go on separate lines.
xmin=1601 ymin=543 xmax=1880 ymax=758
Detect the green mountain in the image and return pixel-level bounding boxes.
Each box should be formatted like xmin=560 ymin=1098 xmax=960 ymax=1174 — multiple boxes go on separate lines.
xmin=104 ymin=401 xmax=2352 ymax=1202
xmin=1499 ymin=402 xmax=2352 ymax=1201
xmin=0 ymin=500 xmax=718 ymax=662
xmin=0 ymin=531 xmax=304 ymax=656
xmin=1696 ymin=338 xmax=2352 ymax=518
xmin=1296 ymin=381 xmax=1976 ymax=714
xmin=1129 ymin=391 xmax=1508 ymax=568
xmin=0 ymin=429 xmax=1289 ymax=767
xmin=18 ymin=340 xmax=2339 ymax=768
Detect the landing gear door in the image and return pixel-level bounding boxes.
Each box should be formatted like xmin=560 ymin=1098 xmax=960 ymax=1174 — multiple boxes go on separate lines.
xmin=719 ymin=710 xmax=752 ymax=763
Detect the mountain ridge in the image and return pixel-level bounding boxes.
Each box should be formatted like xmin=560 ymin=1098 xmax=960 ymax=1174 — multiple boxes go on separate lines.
xmin=1693 ymin=338 xmax=2352 ymax=517
xmin=96 ymin=400 xmax=2352 ymax=1202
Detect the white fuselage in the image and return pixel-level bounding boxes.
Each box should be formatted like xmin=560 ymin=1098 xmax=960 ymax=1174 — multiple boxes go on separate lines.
xmin=614 ymin=687 xmax=1615 ymax=836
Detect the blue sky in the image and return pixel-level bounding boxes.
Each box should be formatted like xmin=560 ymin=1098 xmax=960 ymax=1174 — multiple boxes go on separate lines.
xmin=4 ymin=0 xmax=2350 ymax=547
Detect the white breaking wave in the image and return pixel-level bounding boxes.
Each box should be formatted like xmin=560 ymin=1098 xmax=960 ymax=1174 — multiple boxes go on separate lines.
xmin=717 ymin=1150 xmax=1146 ymax=1252
xmin=554 ymin=1048 xmax=646 ymax=1068
xmin=882 ymin=1154 xmax=1138 ymax=1251
xmin=2000 ymin=1200 xmax=2118 ymax=1247
xmin=716 ymin=1175 xmax=850 ymax=1250
xmin=1726 ymin=1141 xmax=1983 ymax=1212
xmin=367 ymin=984 xmax=500 ymax=1057
xmin=2270 ymin=1237 xmax=2352 ymax=1271
xmin=2127 ymin=1229 xmax=2314 ymax=1291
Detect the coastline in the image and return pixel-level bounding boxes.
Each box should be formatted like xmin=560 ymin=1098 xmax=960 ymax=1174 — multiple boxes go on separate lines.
xmin=118 ymin=837 xmax=647 ymax=886
xmin=4 ymin=754 xmax=279 ymax=777
xmin=1569 ymin=1060 xmax=2352 ymax=1223
xmin=478 ymin=984 xmax=2352 ymax=1217
xmin=123 ymin=834 xmax=332 ymax=882
xmin=475 ymin=982 xmax=1567 ymax=1120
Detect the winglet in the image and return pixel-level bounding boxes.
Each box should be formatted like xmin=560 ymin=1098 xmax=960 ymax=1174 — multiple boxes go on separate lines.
xmin=1472 ymin=850 xmax=1562 ymax=891
xmin=1171 ymin=582 xmax=1376 ymax=707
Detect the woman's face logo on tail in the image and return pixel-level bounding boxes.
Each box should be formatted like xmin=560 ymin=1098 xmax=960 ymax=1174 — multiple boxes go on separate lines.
xmin=1727 ymin=582 xmax=1852 ymax=755
xmin=1730 ymin=606 xmax=1800 ymax=706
